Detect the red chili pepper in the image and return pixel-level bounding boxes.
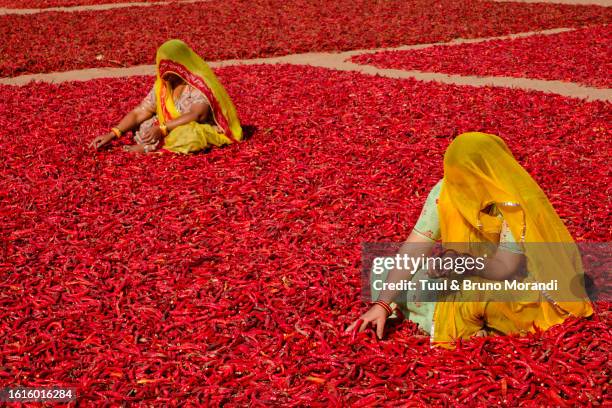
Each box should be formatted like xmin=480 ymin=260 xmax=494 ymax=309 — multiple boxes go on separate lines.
xmin=351 ymin=319 xmax=363 ymax=342
xmin=2 ymin=58 xmax=610 ymax=407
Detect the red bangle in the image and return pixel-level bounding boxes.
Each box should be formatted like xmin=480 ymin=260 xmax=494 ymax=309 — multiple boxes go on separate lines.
xmin=372 ymin=300 xmax=393 ymax=316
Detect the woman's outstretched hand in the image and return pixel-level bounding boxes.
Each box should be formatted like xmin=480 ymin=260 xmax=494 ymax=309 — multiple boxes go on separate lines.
xmin=90 ymin=132 xmax=115 ymax=149
xmin=346 ymin=304 xmax=389 ymax=339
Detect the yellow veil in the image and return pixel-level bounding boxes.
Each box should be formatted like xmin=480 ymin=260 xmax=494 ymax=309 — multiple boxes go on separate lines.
xmin=433 ymin=132 xmax=592 ymax=342
xmin=154 ymin=39 xmax=243 ymax=153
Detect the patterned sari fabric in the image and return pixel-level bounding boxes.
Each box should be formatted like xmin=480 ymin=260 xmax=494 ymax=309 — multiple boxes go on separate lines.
xmin=134 ymin=85 xmax=211 ymax=152
xmin=432 ymin=132 xmax=592 ymax=346
xmin=138 ymin=39 xmax=243 ymax=154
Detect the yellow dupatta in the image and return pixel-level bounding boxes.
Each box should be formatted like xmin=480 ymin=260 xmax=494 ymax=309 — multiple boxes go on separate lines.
xmin=154 ymin=39 xmax=243 ymax=153
xmin=433 ymin=132 xmax=592 ymax=344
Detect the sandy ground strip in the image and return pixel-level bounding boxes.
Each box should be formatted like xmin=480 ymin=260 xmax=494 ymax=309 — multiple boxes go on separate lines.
xmin=0 ymin=28 xmax=573 ymax=84
xmin=218 ymin=51 xmax=611 ymax=102
xmin=3 ymin=27 xmax=610 ymax=101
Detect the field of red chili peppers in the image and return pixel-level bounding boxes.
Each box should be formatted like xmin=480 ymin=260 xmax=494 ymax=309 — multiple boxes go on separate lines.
xmin=0 ymin=0 xmax=157 ymax=8
xmin=351 ymin=25 xmax=612 ymax=89
xmin=1 ymin=0 xmax=611 ymax=77
xmin=1 ymin=63 xmax=610 ymax=405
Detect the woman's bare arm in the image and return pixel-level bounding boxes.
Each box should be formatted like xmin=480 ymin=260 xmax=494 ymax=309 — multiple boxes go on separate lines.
xmin=346 ymin=231 xmax=435 ymax=338
xmin=90 ymin=106 xmax=154 ymax=149
xmin=376 ymin=231 xmax=436 ymax=303
xmin=428 ymin=246 xmax=524 ymax=281
xmin=477 ymin=248 xmax=524 ymax=280
xmin=115 ymin=107 xmax=155 ymax=134
xmin=165 ymin=102 xmax=209 ymax=131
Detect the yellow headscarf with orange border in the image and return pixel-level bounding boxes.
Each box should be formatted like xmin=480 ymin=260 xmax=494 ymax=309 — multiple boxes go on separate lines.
xmin=154 ymin=39 xmax=242 ymax=151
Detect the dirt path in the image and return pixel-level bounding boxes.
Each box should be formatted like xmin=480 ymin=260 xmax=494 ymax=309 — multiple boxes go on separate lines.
xmin=1 ymin=27 xmax=610 ymax=101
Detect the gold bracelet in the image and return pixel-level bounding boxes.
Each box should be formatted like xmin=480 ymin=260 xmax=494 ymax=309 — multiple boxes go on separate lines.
xmin=111 ymin=127 xmax=123 ymax=138
xmin=159 ymin=124 xmax=169 ymax=137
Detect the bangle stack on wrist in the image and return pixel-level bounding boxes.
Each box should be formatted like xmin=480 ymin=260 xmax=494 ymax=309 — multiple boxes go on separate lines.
xmin=160 ymin=124 xmax=168 ymax=137
xmin=372 ymin=300 xmax=393 ymax=317
xmin=111 ymin=127 xmax=123 ymax=138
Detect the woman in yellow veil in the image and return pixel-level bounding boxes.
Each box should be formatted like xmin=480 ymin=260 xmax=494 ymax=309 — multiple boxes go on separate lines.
xmin=348 ymin=132 xmax=593 ymax=347
xmin=90 ymin=39 xmax=243 ymax=154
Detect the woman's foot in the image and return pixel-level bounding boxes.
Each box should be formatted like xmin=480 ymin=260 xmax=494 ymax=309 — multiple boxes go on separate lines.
xmin=122 ymin=144 xmax=146 ymax=153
